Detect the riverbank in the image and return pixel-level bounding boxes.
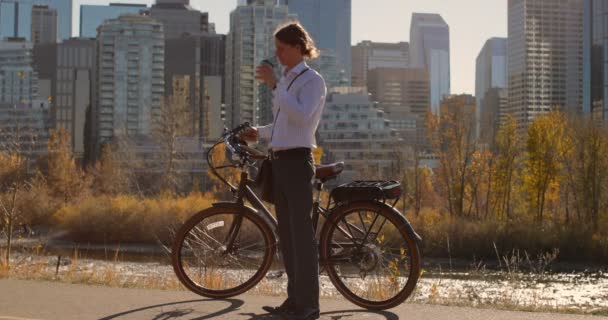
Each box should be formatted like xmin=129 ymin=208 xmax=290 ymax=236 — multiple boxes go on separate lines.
xmin=1 ymin=250 xmax=606 ymax=316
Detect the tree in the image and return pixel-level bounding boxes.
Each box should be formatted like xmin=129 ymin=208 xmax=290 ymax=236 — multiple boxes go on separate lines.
xmin=154 ymin=95 xmax=192 ymax=193
xmin=90 ymin=143 xmax=132 ymax=195
xmin=426 ymin=110 xmax=477 ymax=217
xmin=46 ymin=128 xmax=89 ymax=204
xmin=0 ymin=152 xmax=27 ymax=267
xmin=561 ymin=116 xmax=608 ymax=230
xmin=0 ymin=120 xmax=37 ymax=268
xmin=207 ymin=143 xmax=240 ymax=195
xmin=465 ymin=149 xmax=493 ymax=219
xmin=523 ymin=112 xmax=567 ymax=222
xmin=491 ymin=115 xmax=521 ymax=220
xmin=400 ymin=147 xmax=436 ymax=216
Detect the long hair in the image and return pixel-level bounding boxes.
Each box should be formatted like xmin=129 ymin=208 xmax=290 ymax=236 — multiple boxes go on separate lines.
xmin=274 ymin=22 xmax=320 ymax=59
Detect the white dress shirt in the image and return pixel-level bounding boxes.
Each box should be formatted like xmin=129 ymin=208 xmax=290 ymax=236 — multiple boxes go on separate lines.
xmin=256 ymin=61 xmax=327 ymax=151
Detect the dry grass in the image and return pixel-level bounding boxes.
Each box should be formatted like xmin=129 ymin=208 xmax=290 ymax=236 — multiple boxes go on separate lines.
xmin=406 ymin=207 xmax=608 ymax=263
xmin=6 ymin=250 xmax=182 ymax=291
xmin=56 ymin=193 xmax=217 ymax=244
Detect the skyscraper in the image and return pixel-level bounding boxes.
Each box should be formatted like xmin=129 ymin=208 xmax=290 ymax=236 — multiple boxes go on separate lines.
xmin=284 ymin=0 xmax=352 ymax=84
xmin=367 ymin=67 xmax=429 ymax=148
xmin=0 ymin=0 xmax=70 ymax=42
xmin=164 ymin=37 xmax=201 ymax=140
xmin=225 ymin=0 xmax=292 ymax=127
xmin=79 ymin=3 xmax=147 ymax=38
xmin=508 ymin=0 xmax=583 ymax=131
xmin=202 ymin=75 xmax=224 ymax=141
xmin=164 ymin=33 xmax=225 ymax=142
xmin=0 ymin=1 xmax=15 ymax=39
xmin=475 ymin=37 xmax=507 ymax=137
xmin=47 ymin=0 xmax=71 ymax=41
xmin=480 ymin=87 xmax=507 ymax=147
xmin=149 ymin=0 xmax=210 ymax=39
xmin=351 ymin=40 xmax=409 ymax=87
xmin=55 ymin=39 xmax=96 ymax=158
xmin=409 ymin=13 xmax=450 ymax=115
xmin=440 ymin=94 xmax=476 ymax=130
xmin=583 ymin=0 xmax=608 ymax=121
xmin=95 ymin=15 xmax=164 ymax=149
xmin=31 ymin=5 xmax=57 ymax=44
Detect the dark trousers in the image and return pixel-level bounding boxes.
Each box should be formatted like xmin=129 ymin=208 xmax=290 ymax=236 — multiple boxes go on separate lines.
xmin=272 ymin=149 xmax=319 ymax=309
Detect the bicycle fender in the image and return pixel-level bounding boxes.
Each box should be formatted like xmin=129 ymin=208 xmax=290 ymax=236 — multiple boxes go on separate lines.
xmin=332 ymin=201 xmax=423 ymax=244
xmin=387 ymin=206 xmax=423 ymax=245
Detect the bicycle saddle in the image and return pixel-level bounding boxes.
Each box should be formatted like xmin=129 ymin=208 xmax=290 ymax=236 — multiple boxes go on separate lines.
xmin=315 ymin=162 xmax=344 ymax=182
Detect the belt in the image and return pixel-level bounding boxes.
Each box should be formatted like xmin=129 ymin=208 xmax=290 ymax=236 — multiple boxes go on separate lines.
xmin=269 ymin=147 xmax=311 ymax=160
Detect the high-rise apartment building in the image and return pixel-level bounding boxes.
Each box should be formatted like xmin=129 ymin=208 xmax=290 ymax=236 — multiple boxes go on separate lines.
xmin=79 ymin=3 xmax=147 ymax=38
xmin=225 ymin=0 xmax=292 ymax=128
xmin=318 ymin=88 xmax=404 ymax=181
xmin=0 ymin=38 xmax=38 ymax=105
xmin=95 ymin=15 xmax=164 ymax=151
xmin=0 ymin=102 xmax=52 ymax=162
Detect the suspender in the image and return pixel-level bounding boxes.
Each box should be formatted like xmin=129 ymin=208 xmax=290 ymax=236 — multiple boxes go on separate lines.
xmin=269 ymin=67 xmax=310 ymax=143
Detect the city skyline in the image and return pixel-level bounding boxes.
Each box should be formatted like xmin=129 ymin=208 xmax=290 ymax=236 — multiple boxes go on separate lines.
xmin=71 ymin=0 xmax=507 ymax=95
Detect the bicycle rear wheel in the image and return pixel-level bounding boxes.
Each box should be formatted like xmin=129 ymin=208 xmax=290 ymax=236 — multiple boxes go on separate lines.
xmin=171 ymin=205 xmax=276 ymax=298
xmin=320 ymin=201 xmax=421 ymax=310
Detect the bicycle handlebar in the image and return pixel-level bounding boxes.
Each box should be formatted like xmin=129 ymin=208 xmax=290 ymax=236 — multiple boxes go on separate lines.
xmin=208 ymin=123 xmax=267 ymax=192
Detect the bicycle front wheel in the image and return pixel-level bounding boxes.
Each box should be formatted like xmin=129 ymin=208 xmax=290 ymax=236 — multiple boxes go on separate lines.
xmin=171 ymin=205 xmax=276 ymax=298
xmin=320 ymin=201 xmax=421 ymax=310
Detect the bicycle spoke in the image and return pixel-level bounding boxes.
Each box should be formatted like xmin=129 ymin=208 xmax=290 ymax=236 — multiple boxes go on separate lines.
xmin=177 ymin=211 xmax=271 ymax=292
xmin=325 ymin=207 xmax=417 ymax=304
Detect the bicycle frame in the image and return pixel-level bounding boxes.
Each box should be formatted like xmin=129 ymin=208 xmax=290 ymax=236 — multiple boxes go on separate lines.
xmin=215 ymin=169 xmax=370 ymax=266
xmin=208 ymin=129 xmax=402 ymax=265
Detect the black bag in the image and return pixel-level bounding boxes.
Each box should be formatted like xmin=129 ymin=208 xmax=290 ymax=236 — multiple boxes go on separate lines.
xmin=255 ymin=158 xmax=274 ymax=204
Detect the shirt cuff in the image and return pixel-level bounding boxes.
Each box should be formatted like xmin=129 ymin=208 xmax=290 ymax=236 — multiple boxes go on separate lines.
xmin=256 ymin=125 xmax=272 ymax=140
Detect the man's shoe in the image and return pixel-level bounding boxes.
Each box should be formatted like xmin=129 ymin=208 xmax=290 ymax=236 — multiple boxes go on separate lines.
xmin=281 ymin=307 xmax=320 ymax=320
xmin=262 ymin=299 xmax=294 ymax=314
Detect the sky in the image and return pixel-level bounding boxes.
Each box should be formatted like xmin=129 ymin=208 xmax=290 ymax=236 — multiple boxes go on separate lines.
xmin=73 ymin=0 xmax=507 ymax=95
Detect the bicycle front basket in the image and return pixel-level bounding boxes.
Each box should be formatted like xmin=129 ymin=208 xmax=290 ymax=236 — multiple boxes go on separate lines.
xmin=330 ymin=180 xmax=402 ymax=203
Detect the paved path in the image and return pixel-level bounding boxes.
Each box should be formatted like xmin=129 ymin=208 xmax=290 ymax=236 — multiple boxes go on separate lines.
xmin=0 ymin=279 xmax=604 ymax=320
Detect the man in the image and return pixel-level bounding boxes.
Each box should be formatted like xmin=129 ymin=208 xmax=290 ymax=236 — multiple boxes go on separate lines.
xmin=241 ymin=22 xmax=326 ymax=320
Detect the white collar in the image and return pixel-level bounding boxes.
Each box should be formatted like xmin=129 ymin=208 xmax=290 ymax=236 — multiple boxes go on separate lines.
xmin=284 ymin=60 xmax=308 ymax=77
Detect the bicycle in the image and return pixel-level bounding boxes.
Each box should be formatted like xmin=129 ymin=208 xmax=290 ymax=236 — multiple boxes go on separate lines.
xmin=171 ymin=123 xmax=422 ymax=310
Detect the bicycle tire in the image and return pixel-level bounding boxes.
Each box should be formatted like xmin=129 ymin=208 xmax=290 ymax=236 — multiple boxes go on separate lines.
xmin=319 ymin=201 xmax=421 ymax=310
xmin=171 ymin=205 xmax=276 ymax=298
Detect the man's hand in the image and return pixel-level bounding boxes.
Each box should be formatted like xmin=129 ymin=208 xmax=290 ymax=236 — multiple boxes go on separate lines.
xmin=239 ymin=127 xmax=259 ymax=142
xmin=255 ymin=63 xmax=277 ymax=89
